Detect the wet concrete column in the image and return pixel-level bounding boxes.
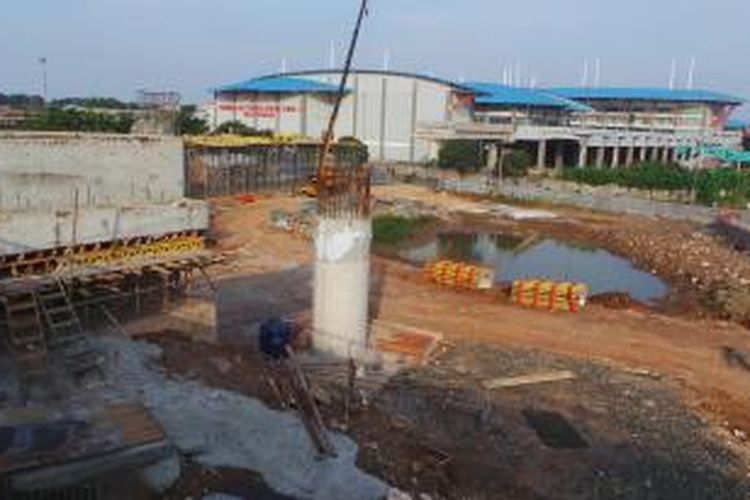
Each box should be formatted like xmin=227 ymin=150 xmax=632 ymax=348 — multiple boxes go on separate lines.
xmin=639 ymin=142 xmax=648 ymax=162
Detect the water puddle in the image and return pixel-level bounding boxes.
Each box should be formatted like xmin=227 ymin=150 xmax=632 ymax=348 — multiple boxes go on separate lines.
xmin=400 ymin=232 xmax=669 ymax=304
xmin=522 ymin=409 xmax=588 ymax=449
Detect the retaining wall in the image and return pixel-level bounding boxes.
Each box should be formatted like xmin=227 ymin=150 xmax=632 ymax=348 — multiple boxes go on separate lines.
xmin=0 ymin=132 xmax=209 ymax=256
xmin=0 ymin=132 xmax=184 ymax=211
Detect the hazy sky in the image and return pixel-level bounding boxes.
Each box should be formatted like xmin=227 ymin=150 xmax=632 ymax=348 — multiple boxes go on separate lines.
xmin=1 ymin=0 xmax=748 ymax=115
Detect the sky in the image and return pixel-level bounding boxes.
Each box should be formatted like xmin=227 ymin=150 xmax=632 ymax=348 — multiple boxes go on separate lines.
xmin=1 ymin=0 xmax=748 ymax=116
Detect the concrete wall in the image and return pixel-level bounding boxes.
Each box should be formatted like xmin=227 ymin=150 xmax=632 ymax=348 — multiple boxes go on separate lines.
xmin=0 ymin=201 xmax=209 ymax=255
xmin=0 ymin=132 xmax=210 ymax=256
xmin=0 ymin=132 xmax=184 ymax=211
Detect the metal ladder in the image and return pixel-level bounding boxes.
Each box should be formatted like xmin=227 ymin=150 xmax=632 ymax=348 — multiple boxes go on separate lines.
xmin=35 ymin=279 xmax=101 ymax=378
xmin=0 ymin=290 xmax=50 ymax=384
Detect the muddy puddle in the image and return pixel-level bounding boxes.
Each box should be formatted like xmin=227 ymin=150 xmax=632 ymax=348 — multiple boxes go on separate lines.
xmin=400 ymin=232 xmax=669 ymax=304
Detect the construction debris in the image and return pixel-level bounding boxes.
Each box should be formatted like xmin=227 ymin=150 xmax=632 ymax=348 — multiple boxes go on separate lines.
xmin=481 ymin=370 xmax=576 ymax=390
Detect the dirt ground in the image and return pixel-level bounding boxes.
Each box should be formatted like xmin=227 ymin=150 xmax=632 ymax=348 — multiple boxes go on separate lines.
xmin=162 ymin=186 xmax=750 ymax=498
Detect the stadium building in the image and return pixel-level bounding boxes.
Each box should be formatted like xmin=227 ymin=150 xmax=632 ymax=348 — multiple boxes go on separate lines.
xmin=205 ymin=69 xmax=746 ymax=168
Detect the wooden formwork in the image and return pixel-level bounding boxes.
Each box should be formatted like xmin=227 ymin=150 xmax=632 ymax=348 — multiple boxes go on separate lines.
xmin=0 ymin=234 xmax=223 ymax=386
xmin=0 ymin=231 xmax=205 ymax=281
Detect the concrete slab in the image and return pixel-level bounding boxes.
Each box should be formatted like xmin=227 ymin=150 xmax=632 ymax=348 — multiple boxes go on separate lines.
xmin=0 ymin=201 xmax=209 ymax=255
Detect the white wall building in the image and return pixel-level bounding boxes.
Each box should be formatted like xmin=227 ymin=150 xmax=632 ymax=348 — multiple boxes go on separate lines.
xmin=204 ymin=69 xmax=747 ymax=168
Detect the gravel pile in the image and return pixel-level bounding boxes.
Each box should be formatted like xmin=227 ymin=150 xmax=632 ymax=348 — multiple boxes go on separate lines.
xmin=387 ymin=343 xmax=750 ymax=499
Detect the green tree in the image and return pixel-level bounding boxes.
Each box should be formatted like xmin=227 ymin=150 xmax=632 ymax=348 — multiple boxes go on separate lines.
xmin=212 ymin=120 xmax=273 ymax=136
xmin=51 ymin=97 xmax=135 ymax=110
xmin=6 ymin=93 xmax=44 ymax=109
xmin=176 ymin=105 xmax=209 ymax=135
xmin=502 ymin=149 xmax=532 ymax=178
xmin=438 ymin=140 xmax=484 ymax=175
xmin=24 ymin=107 xmax=134 ymax=133
xmin=338 ymin=136 xmax=369 ymax=163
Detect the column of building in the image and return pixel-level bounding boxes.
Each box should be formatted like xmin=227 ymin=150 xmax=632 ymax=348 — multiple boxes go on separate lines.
xmin=596 ymin=145 xmax=605 ymax=168
xmin=625 ymin=140 xmax=635 ymax=167
xmin=537 ymin=139 xmax=547 ymax=170
xmin=578 ymin=141 xmax=588 ymax=168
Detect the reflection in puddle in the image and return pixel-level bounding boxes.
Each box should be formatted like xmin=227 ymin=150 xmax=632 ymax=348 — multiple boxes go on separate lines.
xmin=401 ymin=232 xmax=669 ymax=304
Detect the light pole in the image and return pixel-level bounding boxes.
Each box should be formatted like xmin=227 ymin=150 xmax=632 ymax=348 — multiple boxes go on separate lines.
xmin=38 ymin=56 xmax=47 ymax=104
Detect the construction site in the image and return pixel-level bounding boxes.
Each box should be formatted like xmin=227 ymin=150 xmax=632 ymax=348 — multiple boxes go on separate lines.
xmin=6 ymin=127 xmax=750 ymax=498
xmin=3 ymin=2 xmax=750 ymax=500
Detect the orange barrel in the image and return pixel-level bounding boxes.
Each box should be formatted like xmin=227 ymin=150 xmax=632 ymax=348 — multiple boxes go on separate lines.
xmin=424 ymin=260 xmax=494 ymax=290
xmin=511 ymin=279 xmax=588 ymax=312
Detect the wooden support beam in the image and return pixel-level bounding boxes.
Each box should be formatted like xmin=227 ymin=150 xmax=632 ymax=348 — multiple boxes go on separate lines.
xmin=482 ymin=371 xmax=576 ymax=390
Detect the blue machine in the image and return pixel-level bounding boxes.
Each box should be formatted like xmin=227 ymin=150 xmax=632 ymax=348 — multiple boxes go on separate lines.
xmin=259 ymin=318 xmax=295 ymax=359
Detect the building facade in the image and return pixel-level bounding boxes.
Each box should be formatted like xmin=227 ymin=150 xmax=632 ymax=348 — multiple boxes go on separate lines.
xmin=205 ymin=69 xmax=746 ymax=168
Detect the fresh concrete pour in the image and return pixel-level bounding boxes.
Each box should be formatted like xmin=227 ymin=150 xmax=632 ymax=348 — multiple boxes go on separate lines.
xmin=94 ymin=337 xmax=388 ymax=499
xmin=313 ymin=217 xmax=372 ymax=358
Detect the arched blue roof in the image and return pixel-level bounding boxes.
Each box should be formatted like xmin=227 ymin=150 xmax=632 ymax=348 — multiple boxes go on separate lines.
xmin=466 ymin=82 xmax=593 ymax=112
xmin=274 ymin=69 xmax=476 ymax=91
xmin=216 ymin=76 xmax=342 ymax=94
xmin=547 ymin=87 xmax=745 ymax=105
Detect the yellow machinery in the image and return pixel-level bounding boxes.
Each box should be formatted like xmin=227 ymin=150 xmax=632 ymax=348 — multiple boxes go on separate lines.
xmin=297 ymin=175 xmax=318 ymax=198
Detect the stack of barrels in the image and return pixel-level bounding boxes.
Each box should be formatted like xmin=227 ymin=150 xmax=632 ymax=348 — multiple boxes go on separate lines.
xmin=511 ymin=280 xmax=589 ymax=312
xmin=423 ymin=260 xmax=495 ymax=290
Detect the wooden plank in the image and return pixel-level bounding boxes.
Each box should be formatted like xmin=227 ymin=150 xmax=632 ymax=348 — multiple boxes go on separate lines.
xmin=482 ymin=371 xmax=576 ymax=390
xmin=0 ymin=403 xmax=166 ymax=475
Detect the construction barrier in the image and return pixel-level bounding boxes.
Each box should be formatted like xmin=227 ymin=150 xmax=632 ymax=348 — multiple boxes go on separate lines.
xmin=511 ymin=279 xmax=589 ymax=312
xmin=423 ymin=260 xmax=495 ymax=290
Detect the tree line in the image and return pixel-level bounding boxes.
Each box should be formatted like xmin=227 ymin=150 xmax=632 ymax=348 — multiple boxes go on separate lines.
xmin=0 ymin=91 xmax=209 ymax=135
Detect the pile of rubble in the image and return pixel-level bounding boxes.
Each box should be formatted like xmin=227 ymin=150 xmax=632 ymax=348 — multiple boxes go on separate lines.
xmin=597 ymin=224 xmax=750 ymax=320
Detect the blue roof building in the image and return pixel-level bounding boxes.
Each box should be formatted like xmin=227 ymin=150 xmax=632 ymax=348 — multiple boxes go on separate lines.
xmin=216 ymin=76 xmax=343 ymax=94
xmin=206 ymin=68 xmax=747 ymax=167
xmin=546 ymin=87 xmax=744 ymax=105
xmin=465 ymin=82 xmax=593 ymax=112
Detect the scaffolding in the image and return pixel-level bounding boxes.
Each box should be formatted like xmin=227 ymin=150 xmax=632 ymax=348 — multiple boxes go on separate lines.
xmin=0 ymin=232 xmax=222 ymax=386
xmin=184 ymin=140 xmax=367 ymax=199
